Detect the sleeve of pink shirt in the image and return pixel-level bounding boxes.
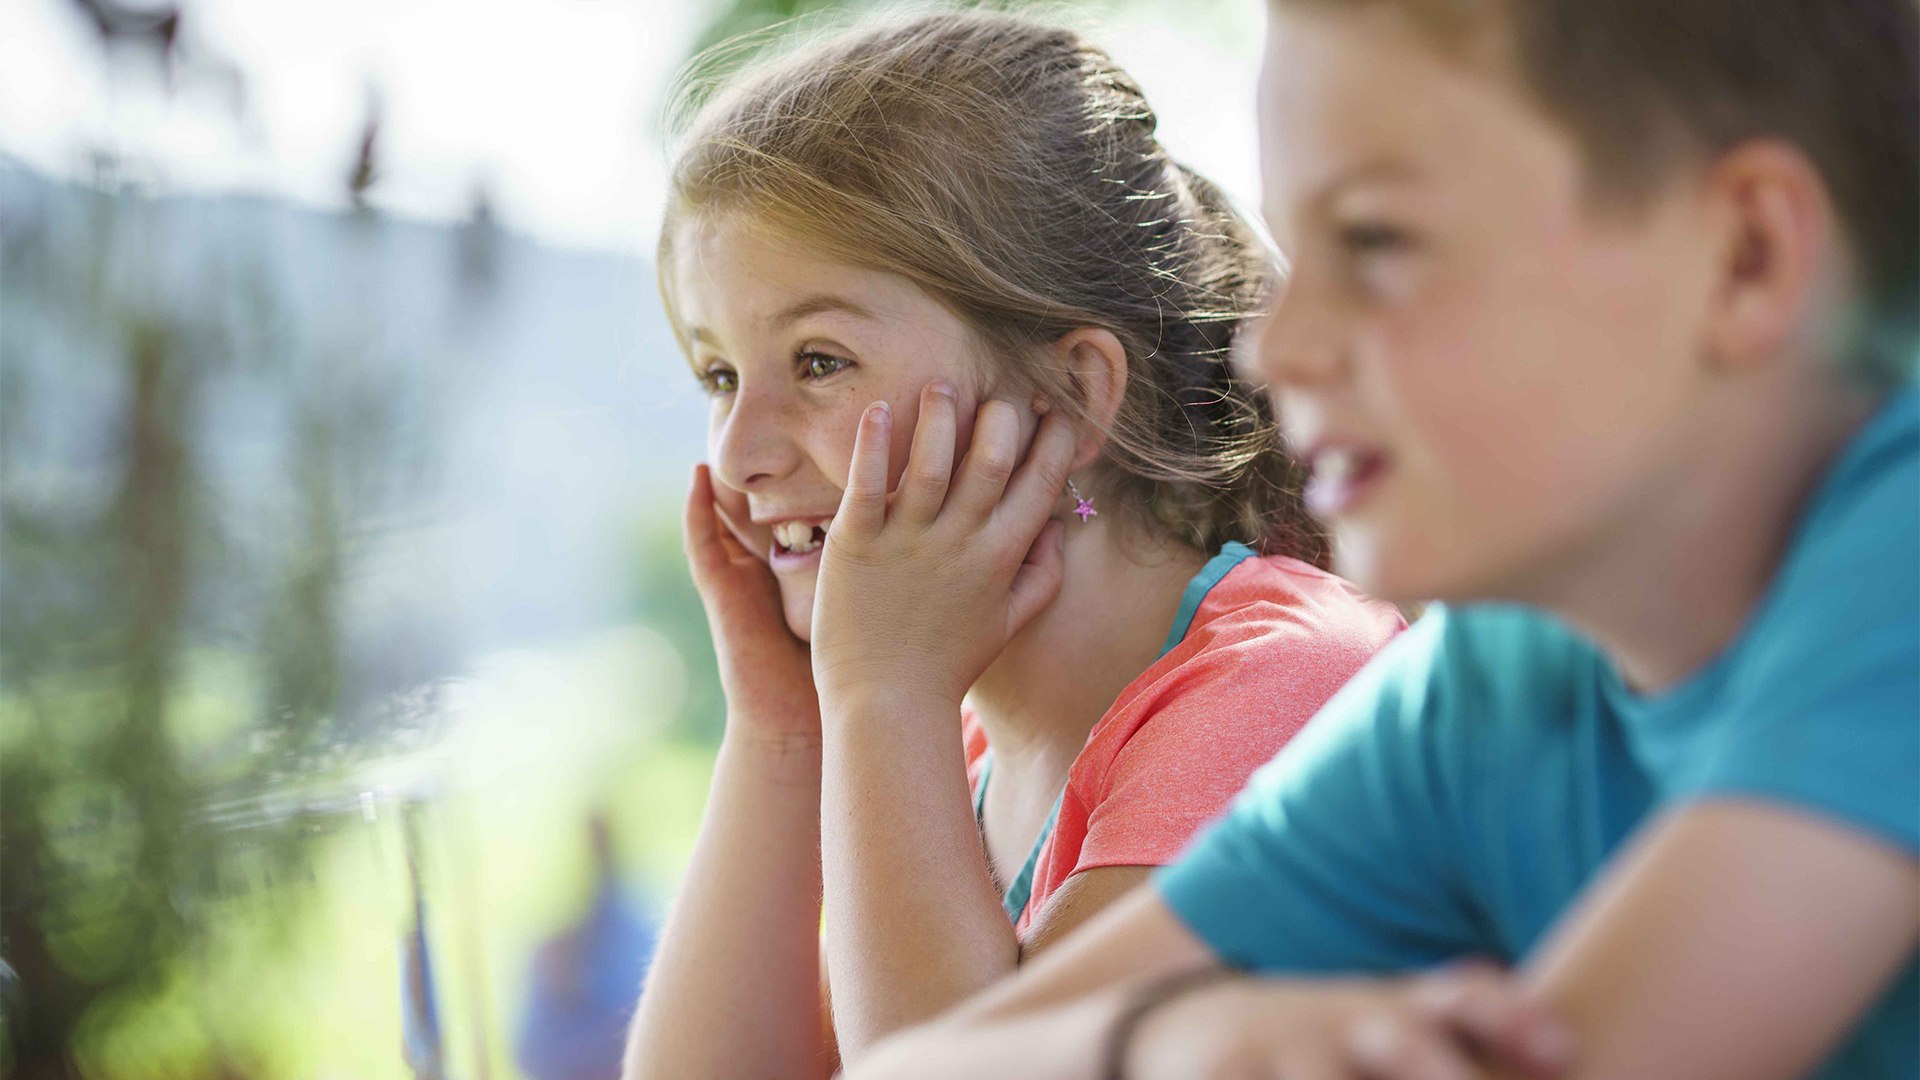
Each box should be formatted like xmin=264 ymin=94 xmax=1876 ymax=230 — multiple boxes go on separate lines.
xmin=1070 ymin=587 xmax=1404 ymax=875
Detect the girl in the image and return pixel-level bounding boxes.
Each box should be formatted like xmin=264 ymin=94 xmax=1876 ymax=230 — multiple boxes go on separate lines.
xmin=622 ymin=11 xmax=1402 ymax=1078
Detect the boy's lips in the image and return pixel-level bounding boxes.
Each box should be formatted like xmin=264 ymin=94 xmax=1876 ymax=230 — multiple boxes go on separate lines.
xmin=1301 ymin=444 xmax=1390 ymax=518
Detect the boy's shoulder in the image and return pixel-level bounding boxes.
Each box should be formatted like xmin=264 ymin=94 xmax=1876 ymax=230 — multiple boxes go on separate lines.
xmin=1375 ymin=603 xmax=1602 ymax=733
xmin=1760 ymin=387 xmax=1918 ymax=614
xmin=1659 ymin=388 xmax=1919 ymax=852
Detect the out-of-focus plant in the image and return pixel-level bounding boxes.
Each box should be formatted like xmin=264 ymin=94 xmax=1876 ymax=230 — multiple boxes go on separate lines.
xmin=0 ymin=171 xmax=450 ymax=1079
xmin=0 ymin=9 xmax=464 ymax=1076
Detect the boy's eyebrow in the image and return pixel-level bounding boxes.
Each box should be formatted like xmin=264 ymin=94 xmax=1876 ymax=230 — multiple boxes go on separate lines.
xmin=1298 ymin=159 xmax=1424 ymax=218
xmin=764 ymin=293 xmax=880 ymax=330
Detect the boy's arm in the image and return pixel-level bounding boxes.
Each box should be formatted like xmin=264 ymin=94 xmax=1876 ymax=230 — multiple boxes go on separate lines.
xmin=1517 ymin=798 xmax=1918 ymax=1080
xmin=858 ymin=801 xmax=1918 ymax=1080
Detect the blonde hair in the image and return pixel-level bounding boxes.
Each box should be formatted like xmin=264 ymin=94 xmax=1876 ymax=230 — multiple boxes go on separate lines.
xmin=661 ymin=9 xmax=1327 ymax=563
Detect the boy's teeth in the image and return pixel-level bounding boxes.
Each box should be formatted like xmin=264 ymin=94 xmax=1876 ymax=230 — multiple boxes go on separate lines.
xmin=1315 ymin=449 xmax=1356 ymax=483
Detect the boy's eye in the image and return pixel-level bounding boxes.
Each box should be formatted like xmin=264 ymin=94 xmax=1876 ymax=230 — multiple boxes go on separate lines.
xmin=1337 ymin=223 xmax=1422 ymax=302
xmin=698 ymin=366 xmax=738 ymax=395
xmin=798 ymin=350 xmax=853 ymax=380
xmin=1339 ymin=223 xmax=1415 ymax=255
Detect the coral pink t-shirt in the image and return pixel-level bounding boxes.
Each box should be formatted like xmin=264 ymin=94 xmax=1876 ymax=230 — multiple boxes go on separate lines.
xmin=963 ymin=546 xmax=1404 ymax=938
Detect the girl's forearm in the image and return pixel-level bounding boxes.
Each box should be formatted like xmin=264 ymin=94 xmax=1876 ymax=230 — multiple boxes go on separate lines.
xmin=853 ymin=992 xmax=1121 ymax=1080
xmin=624 ymin=725 xmax=832 ymax=1080
xmin=819 ymin=693 xmax=1022 ymax=1061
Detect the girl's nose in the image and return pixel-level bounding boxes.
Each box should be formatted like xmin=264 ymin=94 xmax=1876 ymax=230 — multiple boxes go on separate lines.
xmin=710 ymin=382 xmax=802 ymax=492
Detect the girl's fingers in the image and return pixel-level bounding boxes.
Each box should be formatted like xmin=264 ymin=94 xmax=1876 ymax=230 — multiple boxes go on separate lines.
xmin=895 ymin=381 xmax=959 ymax=525
xmin=949 ymin=398 xmax=1024 ymax=517
xmin=684 ymin=464 xmax=723 ymax=571
xmin=996 ymin=414 xmax=1076 ymax=532
xmin=838 ymin=400 xmax=894 ymax=536
xmin=709 ymin=490 xmax=760 ymax=564
xmin=687 ymin=464 xmax=761 ymax=572
xmin=1005 ymin=519 xmax=1066 ymax=639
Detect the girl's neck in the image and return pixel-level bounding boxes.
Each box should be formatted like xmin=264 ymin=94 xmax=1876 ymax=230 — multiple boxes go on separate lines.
xmin=1537 ymin=370 xmax=1876 ymax=694
xmin=966 ymin=518 xmax=1209 ymax=787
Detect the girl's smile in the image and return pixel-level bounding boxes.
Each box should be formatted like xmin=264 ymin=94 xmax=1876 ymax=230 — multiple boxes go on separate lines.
xmin=669 ymin=217 xmax=992 ymax=640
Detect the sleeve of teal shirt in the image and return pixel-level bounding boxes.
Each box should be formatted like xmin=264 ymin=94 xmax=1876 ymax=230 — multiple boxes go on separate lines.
xmin=1155 ymin=611 xmax=1486 ymax=974
xmin=1679 ymin=393 xmax=1920 ymax=855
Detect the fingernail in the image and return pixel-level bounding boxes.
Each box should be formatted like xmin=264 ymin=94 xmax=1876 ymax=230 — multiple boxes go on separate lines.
xmin=1032 ymin=395 xmax=1052 ymax=415
xmin=929 ymin=381 xmax=956 ymax=400
xmin=868 ymin=401 xmax=891 ymax=421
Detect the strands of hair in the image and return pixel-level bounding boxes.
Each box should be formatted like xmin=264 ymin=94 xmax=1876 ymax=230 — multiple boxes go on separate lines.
xmin=661 ymin=8 xmax=1329 ymax=566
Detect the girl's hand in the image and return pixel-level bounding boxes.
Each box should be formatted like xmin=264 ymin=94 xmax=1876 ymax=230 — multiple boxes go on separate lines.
xmin=1125 ymin=968 xmax=1574 ymax=1080
xmin=683 ymin=463 xmax=819 ymax=736
xmin=809 ymin=382 xmax=1076 ymax=712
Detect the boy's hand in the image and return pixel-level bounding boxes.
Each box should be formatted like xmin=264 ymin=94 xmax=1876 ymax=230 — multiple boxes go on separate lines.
xmin=1373 ymin=961 xmax=1575 ymax=1080
xmin=683 ymin=463 xmax=819 ymax=736
xmin=1125 ymin=969 xmax=1574 ymax=1080
xmin=809 ymin=381 xmax=1076 ymax=713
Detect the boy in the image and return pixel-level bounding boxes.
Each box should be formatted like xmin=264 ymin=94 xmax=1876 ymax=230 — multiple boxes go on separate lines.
xmin=847 ymin=1 xmax=1919 ymax=1077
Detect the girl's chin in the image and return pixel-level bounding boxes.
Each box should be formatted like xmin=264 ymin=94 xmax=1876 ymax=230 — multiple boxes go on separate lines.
xmin=779 ymin=590 xmax=815 ymax=643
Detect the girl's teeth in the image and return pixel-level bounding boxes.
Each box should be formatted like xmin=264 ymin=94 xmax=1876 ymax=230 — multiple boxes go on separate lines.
xmin=773 ymin=521 xmax=827 ymax=553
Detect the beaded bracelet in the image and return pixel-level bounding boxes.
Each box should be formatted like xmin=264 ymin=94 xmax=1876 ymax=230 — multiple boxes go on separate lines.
xmin=1098 ymin=966 xmax=1241 ymax=1080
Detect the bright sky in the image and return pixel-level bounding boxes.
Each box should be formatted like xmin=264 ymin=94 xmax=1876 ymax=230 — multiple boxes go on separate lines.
xmin=0 ymin=0 xmax=1264 ymax=255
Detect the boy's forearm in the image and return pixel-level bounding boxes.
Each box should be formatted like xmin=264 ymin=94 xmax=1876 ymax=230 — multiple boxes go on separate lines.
xmin=624 ymin=725 xmax=831 ymax=1080
xmin=1518 ymin=800 xmax=1920 ymax=1080
xmin=819 ymin=692 xmax=1020 ymax=1060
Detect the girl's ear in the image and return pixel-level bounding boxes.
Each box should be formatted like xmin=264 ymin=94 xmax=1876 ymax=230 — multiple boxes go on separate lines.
xmin=1052 ymin=327 xmax=1127 ymax=472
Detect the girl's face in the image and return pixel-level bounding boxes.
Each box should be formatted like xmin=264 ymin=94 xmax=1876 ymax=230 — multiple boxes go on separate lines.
xmin=1253 ymin=6 xmax=1720 ymax=605
xmin=672 ymin=217 xmax=993 ymax=640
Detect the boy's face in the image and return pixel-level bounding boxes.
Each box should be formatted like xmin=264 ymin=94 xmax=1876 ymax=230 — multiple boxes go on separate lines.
xmin=1255 ymin=5 xmax=1720 ymax=605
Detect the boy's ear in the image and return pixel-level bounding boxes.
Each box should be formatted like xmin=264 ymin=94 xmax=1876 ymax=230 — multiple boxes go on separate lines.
xmin=1698 ymin=139 xmax=1839 ymax=374
xmin=1052 ymin=327 xmax=1128 ymax=473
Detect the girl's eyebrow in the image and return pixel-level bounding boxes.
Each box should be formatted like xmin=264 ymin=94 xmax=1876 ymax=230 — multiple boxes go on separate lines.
xmin=683 ymin=294 xmax=879 ymax=351
xmin=764 ymin=293 xmax=879 ymax=330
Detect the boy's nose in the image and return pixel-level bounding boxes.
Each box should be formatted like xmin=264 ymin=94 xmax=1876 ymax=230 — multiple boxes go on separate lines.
xmin=1261 ymin=273 xmax=1348 ymax=389
xmin=711 ymin=385 xmax=802 ymax=492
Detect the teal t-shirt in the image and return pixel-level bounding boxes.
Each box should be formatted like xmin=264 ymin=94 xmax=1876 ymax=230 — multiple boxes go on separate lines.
xmin=1158 ymin=389 xmax=1920 ymax=1078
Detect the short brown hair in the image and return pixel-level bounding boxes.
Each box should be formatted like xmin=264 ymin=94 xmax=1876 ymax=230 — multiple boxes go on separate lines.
xmin=1282 ymin=0 xmax=1919 ymax=387
xmin=661 ymin=10 xmax=1327 ymax=564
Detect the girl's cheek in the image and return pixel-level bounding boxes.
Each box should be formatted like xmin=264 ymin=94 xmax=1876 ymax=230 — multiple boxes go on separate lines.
xmin=802 ymin=403 xmax=869 ymax=491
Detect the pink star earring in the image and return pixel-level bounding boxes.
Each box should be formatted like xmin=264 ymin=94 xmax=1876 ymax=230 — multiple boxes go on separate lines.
xmin=1067 ymin=478 xmax=1098 ymax=523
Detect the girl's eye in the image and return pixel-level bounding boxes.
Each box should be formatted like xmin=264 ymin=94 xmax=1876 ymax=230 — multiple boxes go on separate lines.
xmin=698 ymin=366 xmax=738 ymax=396
xmin=798 ymin=350 xmax=853 ymax=381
